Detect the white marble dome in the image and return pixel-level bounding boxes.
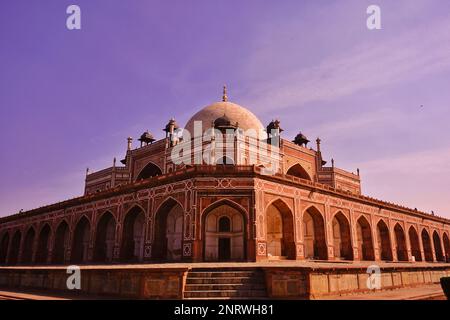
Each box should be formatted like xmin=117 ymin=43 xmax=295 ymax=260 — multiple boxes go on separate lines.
xmin=184 ymin=101 xmax=264 ymax=135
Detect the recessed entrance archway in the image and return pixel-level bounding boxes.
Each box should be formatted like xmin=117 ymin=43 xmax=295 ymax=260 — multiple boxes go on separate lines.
xmin=408 ymin=226 xmax=422 ymax=262
xmin=303 ymin=206 xmax=327 ymax=260
xmin=266 ymin=200 xmax=295 ymax=259
xmin=53 ymin=221 xmax=69 ymax=264
xmin=8 ymin=231 xmax=21 ymax=265
xmin=203 ymin=201 xmax=246 ymax=262
xmin=136 ymin=161 xmax=162 ymax=181
xmin=35 ymin=224 xmax=51 ymax=264
xmin=71 ymin=217 xmax=90 ymax=263
xmin=331 ymin=212 xmax=353 ymax=260
xmin=94 ymin=212 xmax=116 ymax=262
xmin=286 ymin=163 xmax=311 ymax=181
xmin=152 ymin=199 xmax=184 ymax=261
xmin=394 ymin=223 xmax=408 ymax=261
xmin=421 ymin=229 xmax=433 ymax=262
xmin=356 ymin=216 xmax=375 ymax=261
xmin=376 ymin=220 xmax=392 ymax=261
xmin=433 ymin=231 xmax=444 ymax=262
xmin=121 ymin=206 xmax=145 ymax=262
xmin=0 ymin=233 xmax=9 ymax=264
xmin=22 ymin=227 xmax=36 ymax=264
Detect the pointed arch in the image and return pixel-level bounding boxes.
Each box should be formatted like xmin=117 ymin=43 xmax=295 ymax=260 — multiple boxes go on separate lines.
xmin=331 ymin=211 xmax=353 ymax=260
xmin=432 ymin=231 xmax=444 ymax=262
xmin=303 ymin=206 xmax=327 ymax=260
xmin=153 ymin=196 xmax=184 ymax=217
xmin=152 ymin=198 xmax=184 ymax=261
xmin=53 ymin=220 xmax=69 ymax=264
xmin=408 ymin=226 xmax=422 ymax=262
xmin=0 ymin=232 xmax=9 ymax=264
xmin=376 ymin=219 xmax=392 ymax=261
xmin=94 ymin=211 xmax=116 ymax=262
xmin=136 ymin=161 xmax=162 ymax=181
xmin=35 ymin=223 xmax=51 ymax=264
xmin=266 ymin=199 xmax=295 ymax=259
xmin=202 ymin=198 xmax=248 ymax=218
xmin=286 ymin=163 xmax=312 ymax=181
xmin=202 ymin=199 xmax=247 ymax=262
xmin=394 ymin=223 xmax=408 ymax=261
xmin=22 ymin=226 xmax=36 ymax=264
xmin=421 ymin=228 xmax=433 ymax=262
xmin=356 ymin=215 xmax=374 ymax=260
xmin=216 ymin=156 xmax=235 ymax=165
xmin=8 ymin=230 xmax=21 ymax=265
xmin=443 ymin=232 xmax=450 ymax=263
xmin=121 ymin=206 xmax=145 ymax=262
xmin=71 ymin=216 xmax=90 ymax=263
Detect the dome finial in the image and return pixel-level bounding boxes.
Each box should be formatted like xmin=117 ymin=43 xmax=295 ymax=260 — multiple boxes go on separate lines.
xmin=222 ymin=85 xmax=228 ymax=102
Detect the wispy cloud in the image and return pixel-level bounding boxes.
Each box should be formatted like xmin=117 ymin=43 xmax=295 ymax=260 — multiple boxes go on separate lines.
xmin=358 ymin=147 xmax=450 ymax=176
xmin=243 ymin=14 xmax=450 ymax=112
xmin=302 ymin=108 xmax=397 ymax=141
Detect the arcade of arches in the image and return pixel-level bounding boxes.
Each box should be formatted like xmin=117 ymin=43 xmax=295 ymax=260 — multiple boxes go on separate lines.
xmin=0 ymin=197 xmax=449 ymax=265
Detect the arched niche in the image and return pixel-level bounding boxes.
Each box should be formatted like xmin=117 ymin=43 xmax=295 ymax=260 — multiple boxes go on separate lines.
xmin=266 ymin=200 xmax=295 ymax=259
xmin=153 ymin=199 xmax=184 ymax=261
xmin=203 ymin=202 xmax=245 ymax=262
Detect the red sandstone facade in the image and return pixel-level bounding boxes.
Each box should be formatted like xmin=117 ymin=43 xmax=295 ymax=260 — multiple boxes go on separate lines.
xmin=1 ymin=93 xmax=449 ymax=266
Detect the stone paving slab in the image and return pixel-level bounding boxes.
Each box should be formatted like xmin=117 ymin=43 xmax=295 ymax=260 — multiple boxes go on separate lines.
xmin=0 ymin=289 xmax=118 ymax=300
xmin=320 ymin=284 xmax=446 ymax=300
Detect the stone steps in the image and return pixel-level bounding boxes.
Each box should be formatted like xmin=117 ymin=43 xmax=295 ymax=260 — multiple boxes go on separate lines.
xmin=183 ymin=268 xmax=267 ymax=299
xmin=185 ymin=283 xmax=266 ymax=291
xmin=187 ymin=277 xmax=261 ymax=285
xmin=187 ymin=271 xmax=258 ymax=278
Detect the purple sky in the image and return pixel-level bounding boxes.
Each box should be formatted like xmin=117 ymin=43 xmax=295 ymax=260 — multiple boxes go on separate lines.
xmin=1 ymin=0 xmax=449 ymax=218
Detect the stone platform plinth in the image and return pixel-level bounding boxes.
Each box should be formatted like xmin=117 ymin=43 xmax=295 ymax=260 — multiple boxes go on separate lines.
xmin=0 ymin=265 xmax=188 ymax=299
xmin=0 ymin=261 xmax=449 ymax=299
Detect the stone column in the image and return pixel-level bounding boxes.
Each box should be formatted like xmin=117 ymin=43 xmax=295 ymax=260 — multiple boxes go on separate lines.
xmin=389 ymin=220 xmax=398 ymax=262
xmin=248 ymin=198 xmax=257 ymax=262
xmin=430 ymin=229 xmax=437 ymax=262
xmin=65 ymin=224 xmax=74 ymax=264
xmin=5 ymin=235 xmax=11 ymax=265
xmin=254 ymin=189 xmax=267 ymax=262
xmin=418 ymin=226 xmax=425 ymax=262
xmin=405 ymin=224 xmax=413 ymax=262
xmin=349 ymin=209 xmax=359 ymax=261
xmin=31 ymin=233 xmax=39 ymax=264
xmin=191 ymin=201 xmax=204 ymax=262
xmin=47 ymin=228 xmax=55 ymax=264
xmin=324 ymin=202 xmax=333 ymax=260
xmin=371 ymin=213 xmax=381 ymax=261
xmin=17 ymin=229 xmax=26 ymax=264
xmin=294 ymin=195 xmax=304 ymax=260
xmin=87 ymin=218 xmax=95 ymax=262
xmin=439 ymin=231 xmax=446 ymax=262
xmin=143 ymin=200 xmax=153 ymax=262
xmin=113 ymin=222 xmax=122 ymax=262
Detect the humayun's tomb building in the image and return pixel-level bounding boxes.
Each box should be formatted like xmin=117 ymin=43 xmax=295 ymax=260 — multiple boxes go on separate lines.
xmin=0 ymin=87 xmax=449 ymax=299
